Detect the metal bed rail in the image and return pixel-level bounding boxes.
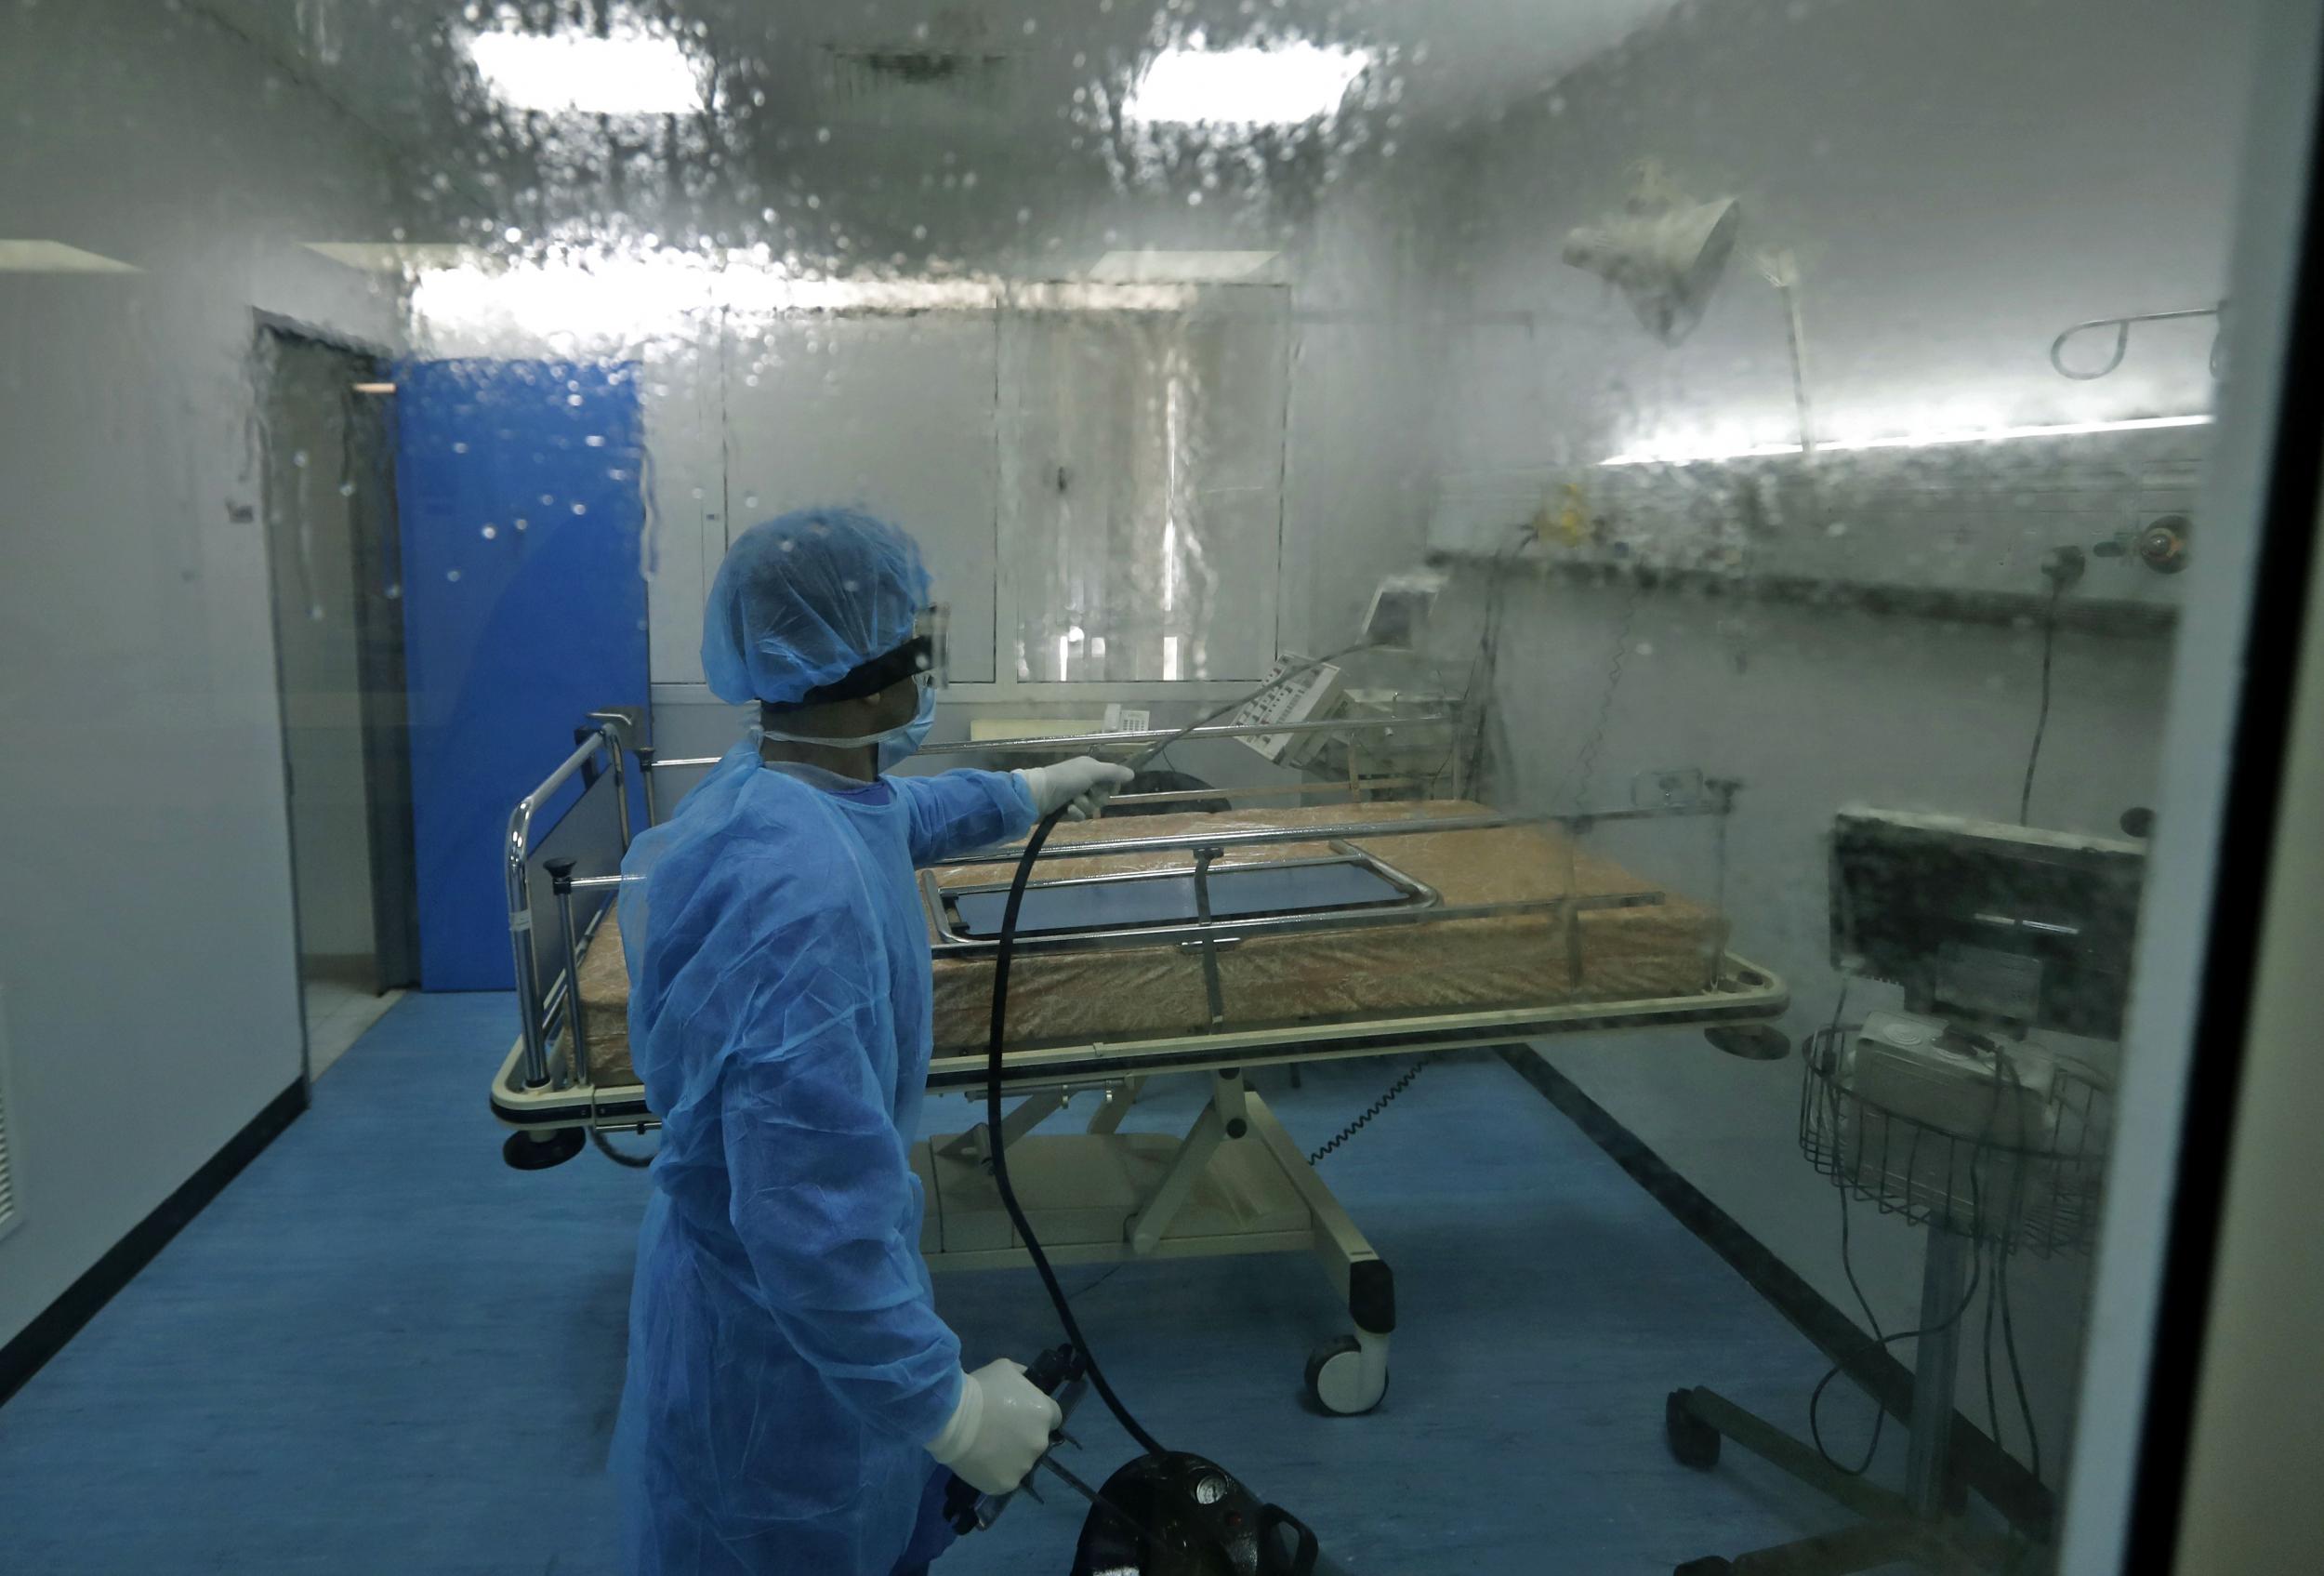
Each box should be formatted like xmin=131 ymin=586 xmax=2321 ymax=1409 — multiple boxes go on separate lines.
xmin=928 ymin=798 xmax=1730 ymax=869
xmin=506 ymin=723 xmax=632 ymax=1092
xmin=489 ymin=953 xmax=1792 ymax=1132
xmin=646 ymin=710 xmax=1454 ymax=779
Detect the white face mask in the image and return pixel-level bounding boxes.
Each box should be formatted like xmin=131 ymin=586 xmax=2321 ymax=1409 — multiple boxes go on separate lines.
xmin=760 ymin=681 xmax=936 ymax=764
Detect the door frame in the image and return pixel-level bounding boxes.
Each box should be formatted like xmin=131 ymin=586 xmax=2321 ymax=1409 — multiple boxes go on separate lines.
xmin=252 ymin=313 xmax=419 ymax=1077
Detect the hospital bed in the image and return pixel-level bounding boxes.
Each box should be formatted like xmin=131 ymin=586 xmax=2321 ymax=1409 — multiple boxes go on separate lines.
xmin=489 ymin=715 xmax=1788 ymax=1413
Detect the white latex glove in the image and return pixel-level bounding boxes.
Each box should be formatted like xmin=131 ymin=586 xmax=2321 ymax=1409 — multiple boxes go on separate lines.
xmin=924 ymin=1358 xmax=1064 ymax=1494
xmin=1015 ymin=757 xmax=1134 ymax=822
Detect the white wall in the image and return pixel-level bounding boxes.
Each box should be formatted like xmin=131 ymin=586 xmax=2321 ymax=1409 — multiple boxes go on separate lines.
xmin=1402 ymin=0 xmax=2260 ymax=1482
xmin=0 ymin=1 xmax=408 ymax=1345
xmin=402 ymin=136 xmax=1469 ymax=764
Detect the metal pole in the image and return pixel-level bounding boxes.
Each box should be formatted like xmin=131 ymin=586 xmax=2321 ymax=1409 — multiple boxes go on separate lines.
xmin=608 ymin=730 xmax=633 ymax=852
xmin=1905 ymin=1228 xmax=1974 ymax=1517
xmin=548 ymin=859 xmax=592 ymax=1085
xmin=914 ymin=712 xmax=1451 ymax=757
xmin=507 ymin=811 xmax=550 ymax=1090
xmin=505 ymin=728 xmax=617 ymax=1091
xmin=1190 ymin=846 xmax=1227 ymax=1029
xmin=931 ymin=801 xmax=1722 ymax=867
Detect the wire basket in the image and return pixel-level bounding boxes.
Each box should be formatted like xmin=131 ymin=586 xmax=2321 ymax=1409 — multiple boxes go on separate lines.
xmin=1799 ymin=1025 xmax=2113 ymax=1258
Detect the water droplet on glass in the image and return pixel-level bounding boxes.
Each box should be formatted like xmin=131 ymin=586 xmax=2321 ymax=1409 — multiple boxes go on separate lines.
xmin=572 ymin=502 xmax=588 ymax=515
xmin=567 ymin=393 xmax=584 ymax=406
xmin=503 ymin=226 xmax=521 ymax=244
xmin=446 ymin=568 xmax=462 ymax=583
xmin=816 ymin=126 xmax=831 ymax=143
xmin=453 ymin=441 xmax=469 ymax=454
xmin=585 ymin=434 xmax=606 ymax=447
xmin=337 ymin=482 xmax=356 ymax=497
xmin=384 ymin=583 xmax=402 ymax=600
xmin=291 ymin=449 xmax=309 ymax=468
xmin=540 ymin=494 xmax=555 ymax=507
xmin=481 ymin=523 xmax=497 ymax=539
xmin=744 ymin=493 xmax=760 ymax=509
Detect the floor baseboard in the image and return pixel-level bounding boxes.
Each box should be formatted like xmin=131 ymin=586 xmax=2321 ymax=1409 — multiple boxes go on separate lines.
xmin=0 ymin=1079 xmax=309 ymax=1409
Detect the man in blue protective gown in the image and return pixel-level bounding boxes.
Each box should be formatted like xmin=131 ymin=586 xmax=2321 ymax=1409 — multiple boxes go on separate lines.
xmin=611 ymin=508 xmax=1132 ymax=1576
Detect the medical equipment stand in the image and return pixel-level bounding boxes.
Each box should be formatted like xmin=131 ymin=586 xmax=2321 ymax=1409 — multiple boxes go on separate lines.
xmin=1665 ymin=1224 xmax=2008 ymax=1575
xmin=1662 ymin=1015 xmax=2109 ymax=1575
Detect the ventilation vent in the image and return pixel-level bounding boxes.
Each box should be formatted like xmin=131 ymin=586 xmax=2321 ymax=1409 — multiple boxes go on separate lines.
xmin=818 ymin=44 xmax=1017 ymax=110
xmin=0 ymin=987 xmax=17 ymax=1240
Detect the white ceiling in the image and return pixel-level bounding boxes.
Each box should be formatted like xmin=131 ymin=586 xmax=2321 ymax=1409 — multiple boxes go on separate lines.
xmin=194 ymin=0 xmax=1680 ymax=155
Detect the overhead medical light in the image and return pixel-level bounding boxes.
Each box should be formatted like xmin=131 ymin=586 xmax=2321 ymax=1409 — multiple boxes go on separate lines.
xmin=465 ymin=17 xmax=709 ymax=115
xmin=1562 ymin=165 xmax=1740 ymax=347
xmin=1127 ymin=41 xmax=1368 ymax=126
xmin=0 ymin=240 xmax=139 ymax=272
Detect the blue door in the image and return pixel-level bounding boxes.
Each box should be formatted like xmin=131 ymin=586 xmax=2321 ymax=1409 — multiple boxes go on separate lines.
xmin=396 ymin=360 xmax=649 ymax=990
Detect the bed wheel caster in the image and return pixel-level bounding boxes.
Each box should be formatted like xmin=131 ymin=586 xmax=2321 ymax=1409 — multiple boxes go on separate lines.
xmin=503 ymin=1128 xmax=586 ymax=1171
xmin=1665 ymin=1389 xmax=1721 ymax=1469
xmin=1305 ymin=1334 xmax=1389 ymax=1416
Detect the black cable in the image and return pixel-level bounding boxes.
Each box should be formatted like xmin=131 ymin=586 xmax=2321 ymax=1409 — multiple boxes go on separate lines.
xmin=1990 ymin=1052 xmax=2046 ymax=1485
xmin=591 ymin=1129 xmax=656 ymax=1169
xmin=1983 ymin=1232 xmax=2004 ymax=1475
xmin=1806 ymin=1243 xmax=1987 ymax=1476
xmin=984 ymin=804 xmax=1167 ymax=1458
xmin=1457 ymin=527 xmax=1537 ymax=792
xmin=979 ymin=654 xmax=1385 ymax=1460
xmin=1307 ymin=1058 xmax=1428 ymax=1165
xmin=2019 ymin=582 xmax=2063 ymax=825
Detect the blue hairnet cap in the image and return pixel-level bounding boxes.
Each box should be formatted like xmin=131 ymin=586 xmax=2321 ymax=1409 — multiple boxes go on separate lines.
xmin=701 ymin=508 xmax=932 ymax=707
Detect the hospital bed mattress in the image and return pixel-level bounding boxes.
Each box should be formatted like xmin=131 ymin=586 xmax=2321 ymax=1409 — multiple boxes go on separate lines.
xmin=560 ymin=801 xmax=1726 ymax=1087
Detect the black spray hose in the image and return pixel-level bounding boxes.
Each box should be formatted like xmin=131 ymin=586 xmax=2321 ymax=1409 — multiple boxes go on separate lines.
xmin=979 ymin=638 xmax=1380 ymax=1463
xmin=984 ymin=802 xmax=1168 ymax=1460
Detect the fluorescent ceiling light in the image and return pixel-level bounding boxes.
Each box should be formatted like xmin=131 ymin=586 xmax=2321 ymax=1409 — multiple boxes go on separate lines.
xmin=1088 ymin=250 xmax=1281 ymax=283
xmin=303 ymin=242 xmax=488 ymax=271
xmin=0 ymin=241 xmax=138 ymax=272
xmin=1128 ymin=42 xmax=1367 ymax=126
xmin=466 ymin=20 xmax=708 ymax=115
xmin=1602 ymin=413 xmax=2215 ymax=467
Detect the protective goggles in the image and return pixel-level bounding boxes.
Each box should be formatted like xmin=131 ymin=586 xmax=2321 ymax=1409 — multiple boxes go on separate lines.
xmin=768 ymin=603 xmax=948 ymax=711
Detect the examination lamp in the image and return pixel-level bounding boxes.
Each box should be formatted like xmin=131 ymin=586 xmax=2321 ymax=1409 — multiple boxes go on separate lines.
xmin=1562 ymin=165 xmax=1740 ymax=347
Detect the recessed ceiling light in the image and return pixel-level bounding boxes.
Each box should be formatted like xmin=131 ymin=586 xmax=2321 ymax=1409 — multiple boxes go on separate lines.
xmin=0 ymin=241 xmax=139 ymax=273
xmin=1127 ymin=42 xmax=1368 ymax=126
xmin=465 ymin=19 xmax=709 ymax=115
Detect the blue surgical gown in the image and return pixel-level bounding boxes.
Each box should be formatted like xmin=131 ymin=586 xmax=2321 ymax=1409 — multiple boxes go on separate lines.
xmin=611 ymin=746 xmax=1036 ymax=1576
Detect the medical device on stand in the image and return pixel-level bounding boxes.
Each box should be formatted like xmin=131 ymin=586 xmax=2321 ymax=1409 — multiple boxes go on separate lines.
xmin=1665 ymin=808 xmax=2139 ymax=1576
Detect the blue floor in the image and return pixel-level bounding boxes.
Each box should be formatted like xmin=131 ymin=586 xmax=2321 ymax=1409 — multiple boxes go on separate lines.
xmin=0 ymin=993 xmax=1875 ymax=1574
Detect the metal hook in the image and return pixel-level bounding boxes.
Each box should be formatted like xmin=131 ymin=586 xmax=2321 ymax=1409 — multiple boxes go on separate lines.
xmin=2050 ymin=303 xmax=2225 ymax=380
